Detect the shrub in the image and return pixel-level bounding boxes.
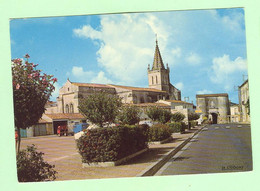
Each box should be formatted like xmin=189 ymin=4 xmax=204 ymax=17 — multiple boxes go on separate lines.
xmin=117 ymin=105 xmax=140 ymax=125
xmin=148 ymin=124 xmax=171 ymax=142
xmin=76 ymin=125 xmax=148 ymax=163
xmin=16 ymin=145 xmax=57 ymax=182
xmin=168 ymin=122 xmax=186 ymax=133
xmin=158 ymin=109 xmax=172 ymax=124
xmin=171 ymin=112 xmax=185 ymax=122
xmin=145 ymin=106 xmax=162 ymax=122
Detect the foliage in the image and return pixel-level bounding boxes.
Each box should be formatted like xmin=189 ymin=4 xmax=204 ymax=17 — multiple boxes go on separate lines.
xmin=76 ymin=125 xmax=149 ymax=163
xmin=145 ymin=106 xmax=162 ymax=122
xmin=168 ymin=122 xmax=186 ymax=133
xmin=171 ymin=112 xmax=185 ymax=122
xmin=188 ymin=113 xmax=200 ymax=121
xmin=78 ymin=92 xmax=122 ymax=128
xmin=148 ymin=124 xmax=171 ymax=142
xmin=146 ymin=106 xmax=171 ymax=124
xmin=12 ymin=55 xmax=56 ymax=152
xmin=245 ymin=98 xmax=250 ymax=115
xmin=158 ymin=109 xmax=172 ymax=124
xmin=117 ymin=105 xmax=140 ymax=125
xmin=16 ymin=145 xmax=57 ymax=182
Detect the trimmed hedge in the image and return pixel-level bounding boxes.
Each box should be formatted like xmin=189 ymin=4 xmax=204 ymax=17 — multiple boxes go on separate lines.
xmin=148 ymin=124 xmax=171 ymax=142
xmin=168 ymin=122 xmax=186 ymax=133
xmin=76 ymin=125 xmax=149 ymax=163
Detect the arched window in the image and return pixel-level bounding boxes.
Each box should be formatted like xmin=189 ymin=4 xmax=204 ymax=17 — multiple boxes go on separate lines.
xmin=70 ymin=104 xmax=74 ymax=113
xmin=152 ymin=76 xmax=154 ymax=84
xmin=65 ymin=104 xmax=69 ymax=113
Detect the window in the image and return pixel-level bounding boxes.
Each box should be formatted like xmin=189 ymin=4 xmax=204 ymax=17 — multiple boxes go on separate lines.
xmin=70 ymin=104 xmax=74 ymax=113
xmin=152 ymin=76 xmax=154 ymax=84
xmin=65 ymin=104 xmax=69 ymax=113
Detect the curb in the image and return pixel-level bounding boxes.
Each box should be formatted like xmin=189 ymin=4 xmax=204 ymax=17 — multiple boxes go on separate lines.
xmin=136 ymin=126 xmax=204 ymax=177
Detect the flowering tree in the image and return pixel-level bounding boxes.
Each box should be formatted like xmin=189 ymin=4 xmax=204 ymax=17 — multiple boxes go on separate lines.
xmin=12 ymin=54 xmax=57 ymax=153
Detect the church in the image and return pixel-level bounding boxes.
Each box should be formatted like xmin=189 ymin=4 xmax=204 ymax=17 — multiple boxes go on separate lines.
xmin=48 ymin=39 xmax=181 ymax=114
xmin=22 ymin=39 xmax=182 ymax=137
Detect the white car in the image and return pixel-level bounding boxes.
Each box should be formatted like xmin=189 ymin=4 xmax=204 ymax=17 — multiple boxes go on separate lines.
xmin=139 ymin=120 xmax=154 ymax=127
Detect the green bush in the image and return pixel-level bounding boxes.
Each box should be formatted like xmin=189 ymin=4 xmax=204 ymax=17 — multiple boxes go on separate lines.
xmin=158 ymin=109 xmax=172 ymax=124
xmin=117 ymin=105 xmax=140 ymax=125
xmin=16 ymin=145 xmax=57 ymax=182
xmin=171 ymin=112 xmax=185 ymax=122
xmin=76 ymin=125 xmax=149 ymax=163
xmin=168 ymin=122 xmax=186 ymax=133
xmin=148 ymin=124 xmax=171 ymax=142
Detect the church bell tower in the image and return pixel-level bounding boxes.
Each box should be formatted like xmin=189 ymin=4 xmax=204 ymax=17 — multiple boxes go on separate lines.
xmin=148 ymin=37 xmax=170 ymax=93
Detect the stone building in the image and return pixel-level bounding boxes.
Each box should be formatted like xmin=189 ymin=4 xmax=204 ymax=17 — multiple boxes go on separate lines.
xmin=196 ymin=93 xmax=230 ymax=124
xmin=157 ymin=100 xmax=195 ymax=123
xmin=239 ymin=79 xmax=250 ymax=123
xmin=230 ymin=103 xmax=240 ymax=123
xmin=25 ymin=39 xmax=182 ymax=137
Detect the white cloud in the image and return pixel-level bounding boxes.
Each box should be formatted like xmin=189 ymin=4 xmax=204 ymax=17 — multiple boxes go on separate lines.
xmin=186 ymin=52 xmax=201 ymax=65
xmin=196 ymin=89 xmax=213 ymax=94
xmin=210 ymin=54 xmax=247 ymax=84
xmin=71 ymin=66 xmax=95 ymax=82
xmin=73 ymin=13 xmax=172 ymax=86
xmin=73 ymin=25 xmax=102 ymax=40
xmin=174 ymin=82 xmax=184 ymax=91
xmin=90 ymin=71 xmax=113 ymax=84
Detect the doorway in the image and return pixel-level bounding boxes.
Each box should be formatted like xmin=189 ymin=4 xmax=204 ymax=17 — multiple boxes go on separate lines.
xmin=211 ymin=113 xmax=218 ymax=124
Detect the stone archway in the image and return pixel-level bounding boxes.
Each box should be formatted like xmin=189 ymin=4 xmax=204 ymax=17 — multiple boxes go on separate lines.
xmin=211 ymin=113 xmax=218 ymax=124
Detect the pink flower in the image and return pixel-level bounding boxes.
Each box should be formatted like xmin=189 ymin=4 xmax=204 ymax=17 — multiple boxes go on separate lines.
xmin=16 ymin=84 xmax=20 ymax=90
xmin=52 ymin=78 xmax=57 ymax=83
xmin=28 ymin=74 xmax=33 ymax=79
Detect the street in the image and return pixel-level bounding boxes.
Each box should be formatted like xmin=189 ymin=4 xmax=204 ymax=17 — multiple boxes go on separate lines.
xmin=155 ymin=123 xmax=252 ymax=176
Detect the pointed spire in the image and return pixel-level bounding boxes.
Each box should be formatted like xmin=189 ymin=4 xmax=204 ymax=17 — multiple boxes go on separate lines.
xmin=152 ymin=36 xmax=165 ymax=70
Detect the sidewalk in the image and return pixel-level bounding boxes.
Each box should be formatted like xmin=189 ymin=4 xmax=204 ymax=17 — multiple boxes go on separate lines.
xmin=52 ymin=126 xmax=203 ymax=181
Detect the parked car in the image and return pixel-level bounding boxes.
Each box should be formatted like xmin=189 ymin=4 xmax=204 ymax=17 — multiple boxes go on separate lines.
xmin=139 ymin=120 xmax=154 ymax=127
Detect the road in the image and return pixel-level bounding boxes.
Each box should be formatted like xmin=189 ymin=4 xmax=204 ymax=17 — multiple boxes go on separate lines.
xmin=155 ymin=123 xmax=253 ymax=176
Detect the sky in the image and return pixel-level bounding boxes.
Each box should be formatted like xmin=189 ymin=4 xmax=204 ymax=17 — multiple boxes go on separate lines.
xmin=9 ymin=8 xmax=248 ymax=104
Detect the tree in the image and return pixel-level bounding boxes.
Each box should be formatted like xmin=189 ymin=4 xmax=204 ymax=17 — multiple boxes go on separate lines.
xmin=145 ymin=106 xmax=162 ymax=122
xmin=158 ymin=109 xmax=172 ymax=124
xmin=78 ymin=92 xmax=122 ymax=127
xmin=171 ymin=112 xmax=185 ymax=122
xmin=145 ymin=106 xmax=171 ymax=124
xmin=188 ymin=113 xmax=200 ymax=121
xmin=117 ymin=105 xmax=141 ymax=125
xmin=12 ymin=55 xmax=56 ymax=153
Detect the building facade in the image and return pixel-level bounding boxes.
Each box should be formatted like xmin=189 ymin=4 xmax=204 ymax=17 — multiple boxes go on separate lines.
xmin=230 ymin=103 xmax=240 ymax=123
xmin=29 ymin=39 xmax=182 ymax=136
xmin=239 ymin=79 xmax=250 ymax=123
xmin=196 ymin=93 xmax=230 ymax=124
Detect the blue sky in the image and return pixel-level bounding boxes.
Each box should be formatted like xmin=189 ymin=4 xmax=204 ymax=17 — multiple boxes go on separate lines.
xmin=10 ymin=8 xmax=248 ymax=104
